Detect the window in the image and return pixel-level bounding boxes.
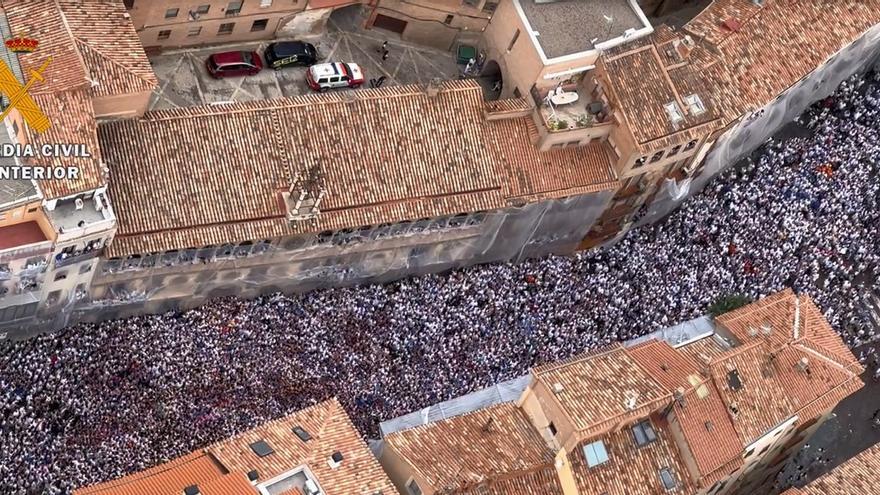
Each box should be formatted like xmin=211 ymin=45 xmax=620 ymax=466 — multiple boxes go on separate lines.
xmin=157 ymin=29 xmax=171 ymax=40
xmin=548 ymin=422 xmax=557 ymax=436
xmin=124 ymin=0 xmax=134 ymax=9
xmin=218 ymin=22 xmax=235 ymax=34
xmin=444 ymin=14 xmax=454 ymax=24
xmin=226 ymin=1 xmax=243 ymax=15
xmin=583 ymin=440 xmax=609 ymax=467
xmin=759 ymin=444 xmax=771 ymax=456
xmin=251 ymin=19 xmax=268 ymax=31
xmin=46 ymin=290 xmax=61 ymax=305
xmin=668 ymin=144 xmax=681 ymax=156
xmin=664 ymin=101 xmax=684 ymax=124
xmin=685 ymin=93 xmax=706 ymax=115
xmin=482 ymin=1 xmax=499 ymax=14
xmin=650 ymin=151 xmax=663 ymax=163
xmin=260 ymin=0 xmax=273 ymax=6
xmin=632 ymin=420 xmax=657 ymax=446
xmin=634 ymin=156 xmax=647 ymax=168
xmin=54 ymin=271 xmax=67 ymax=281
xmin=659 ymin=467 xmax=677 ymax=490
xmin=685 ymin=139 xmax=698 ymax=151
xmin=507 ymin=29 xmax=520 ymax=52
xmin=187 ymin=26 xmax=202 ymax=37
xmin=405 ymin=478 xmax=423 ymax=495
xmin=165 ymin=7 xmax=179 ymax=18
xmin=79 ymin=263 xmax=92 ymax=274
xmin=195 ymin=4 xmax=210 ymax=14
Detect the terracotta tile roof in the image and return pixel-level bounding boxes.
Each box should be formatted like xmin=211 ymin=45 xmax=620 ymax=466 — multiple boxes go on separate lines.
xmin=456 ymin=466 xmax=563 ymax=495
xmin=600 ymin=29 xmax=722 ymax=151
xmin=99 ymin=81 xmax=616 ymax=257
xmin=484 ymin=97 xmax=532 ymax=115
xmin=4 ymin=0 xmax=155 ymax=199
xmin=673 ymin=379 xmax=744 ymax=483
xmin=75 ymin=399 xmax=394 ymax=495
xmin=208 ymin=399 xmax=394 ymax=495
xmin=685 ymin=0 xmax=880 ymax=121
xmin=569 ymin=415 xmax=694 ymax=495
xmin=532 ymin=344 xmax=672 ymax=437
xmin=798 ymin=443 xmax=880 ymax=494
xmin=627 ymin=339 xmax=702 ymax=391
xmin=709 ymin=339 xmax=861 ymax=446
xmin=59 ymin=0 xmax=158 ymax=98
xmin=28 ymin=89 xmax=104 ymax=198
xmin=677 ymin=333 xmax=731 ymax=364
xmin=384 ymin=402 xmax=558 ymax=493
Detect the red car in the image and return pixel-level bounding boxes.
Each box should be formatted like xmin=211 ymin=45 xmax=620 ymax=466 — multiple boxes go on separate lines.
xmin=206 ymin=51 xmax=263 ymax=78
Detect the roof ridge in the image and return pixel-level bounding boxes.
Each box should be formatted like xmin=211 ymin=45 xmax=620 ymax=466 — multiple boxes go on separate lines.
xmin=532 ymin=343 xmax=623 ymax=374
xmin=135 ymin=82 xmax=484 ymax=122
xmin=53 ymin=0 xmax=89 ymax=87
xmin=74 ymin=37 xmax=157 ymax=88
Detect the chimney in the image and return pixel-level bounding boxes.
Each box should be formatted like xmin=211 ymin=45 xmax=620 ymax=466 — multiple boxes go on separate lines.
xmin=426 ymin=77 xmax=444 ymax=97
xmin=552 ymin=382 xmax=565 ymax=394
xmin=795 ymin=357 xmax=810 ymax=374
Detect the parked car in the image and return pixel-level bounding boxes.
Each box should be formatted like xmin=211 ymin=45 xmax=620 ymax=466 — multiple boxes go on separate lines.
xmin=306 ymin=62 xmax=365 ymax=92
xmin=265 ymin=41 xmax=318 ymax=70
xmin=206 ymin=51 xmax=263 ymax=78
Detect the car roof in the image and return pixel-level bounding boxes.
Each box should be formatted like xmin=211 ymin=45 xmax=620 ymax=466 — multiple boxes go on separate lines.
xmin=310 ymin=62 xmax=362 ymax=79
xmin=211 ymin=51 xmax=250 ymax=65
xmin=269 ymin=41 xmax=314 ymax=57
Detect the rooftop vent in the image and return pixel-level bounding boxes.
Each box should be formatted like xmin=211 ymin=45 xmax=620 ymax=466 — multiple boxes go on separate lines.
xmin=727 ymin=369 xmax=743 ymax=391
xmin=761 ymin=320 xmax=773 ymax=336
xmin=292 ymin=426 xmax=312 ymax=442
xmin=426 ymin=77 xmax=444 ymax=97
xmin=183 ymin=486 xmax=200 ymax=495
xmin=674 ymin=387 xmax=686 ymax=407
xmin=250 ymin=440 xmax=274 ymax=458
xmin=552 ymin=382 xmax=565 ymax=394
xmin=624 ymin=391 xmax=639 ymax=411
xmin=729 ymin=402 xmax=739 ymax=417
xmin=705 ymin=421 xmax=714 ymax=432
xmin=246 ymin=470 xmax=259 ymax=482
xmin=328 ymin=451 xmax=344 ymax=469
xmin=796 ymin=357 xmax=811 ymax=374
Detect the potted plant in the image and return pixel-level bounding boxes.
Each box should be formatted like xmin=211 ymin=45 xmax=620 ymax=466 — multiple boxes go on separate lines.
xmin=576 ymin=114 xmax=593 ymax=128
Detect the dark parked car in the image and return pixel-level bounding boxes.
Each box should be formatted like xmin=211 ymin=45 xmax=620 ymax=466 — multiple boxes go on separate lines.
xmin=264 ymin=41 xmax=318 ymax=70
xmin=206 ymin=51 xmax=263 ymax=78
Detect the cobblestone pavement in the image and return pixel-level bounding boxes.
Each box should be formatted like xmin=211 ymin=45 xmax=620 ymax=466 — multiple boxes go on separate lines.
xmin=147 ymin=8 xmax=461 ymax=110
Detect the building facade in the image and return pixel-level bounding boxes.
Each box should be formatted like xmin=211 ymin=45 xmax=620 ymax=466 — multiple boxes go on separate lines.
xmin=378 ymin=290 xmax=865 ymax=495
xmin=0 ymin=0 xmax=155 ymax=337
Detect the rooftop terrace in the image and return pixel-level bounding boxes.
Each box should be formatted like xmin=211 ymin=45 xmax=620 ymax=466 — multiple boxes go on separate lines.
xmin=517 ymin=0 xmax=648 ymax=59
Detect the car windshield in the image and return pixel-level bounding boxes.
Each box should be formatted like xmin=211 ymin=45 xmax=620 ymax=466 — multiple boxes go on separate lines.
xmin=208 ymin=58 xmax=219 ymax=71
xmin=241 ymin=52 xmax=254 ymax=65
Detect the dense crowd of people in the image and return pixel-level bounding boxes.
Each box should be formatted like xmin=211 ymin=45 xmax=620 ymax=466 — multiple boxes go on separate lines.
xmin=1 ymin=71 xmax=879 ymax=494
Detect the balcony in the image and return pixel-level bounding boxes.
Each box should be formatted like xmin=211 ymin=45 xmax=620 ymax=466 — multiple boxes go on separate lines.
xmin=533 ymin=82 xmax=612 ymax=133
xmin=55 ymin=247 xmax=104 ymax=269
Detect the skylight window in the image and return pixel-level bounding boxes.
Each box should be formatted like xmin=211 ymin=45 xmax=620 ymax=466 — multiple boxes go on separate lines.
xmin=659 ymin=467 xmax=677 ymax=490
xmin=632 ymin=420 xmax=657 ymax=447
xmin=583 ymin=440 xmax=610 ymax=467
xmin=664 ymin=102 xmax=684 ymax=124
xmin=684 ymin=94 xmax=706 ymax=116
xmin=292 ymin=426 xmax=312 ymax=442
xmin=250 ymin=440 xmax=274 ymax=458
